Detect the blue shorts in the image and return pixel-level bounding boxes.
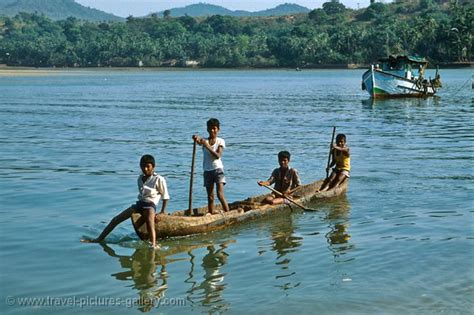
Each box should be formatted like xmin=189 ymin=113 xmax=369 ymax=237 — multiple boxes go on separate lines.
xmin=132 ymin=201 xmax=156 ymax=213
xmin=203 ymin=168 xmax=226 ymax=190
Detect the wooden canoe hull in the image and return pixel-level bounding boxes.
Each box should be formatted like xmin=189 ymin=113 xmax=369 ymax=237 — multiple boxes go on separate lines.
xmin=131 ymin=178 xmax=348 ymax=240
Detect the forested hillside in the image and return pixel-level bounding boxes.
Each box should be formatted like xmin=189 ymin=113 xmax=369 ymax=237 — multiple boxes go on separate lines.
xmin=155 ymin=3 xmax=311 ymax=17
xmin=0 ymin=0 xmax=471 ymax=68
xmin=0 ymin=0 xmax=123 ymax=21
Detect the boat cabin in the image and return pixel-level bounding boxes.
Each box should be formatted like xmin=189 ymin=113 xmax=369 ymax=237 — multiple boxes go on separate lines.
xmin=376 ymin=55 xmax=428 ymax=80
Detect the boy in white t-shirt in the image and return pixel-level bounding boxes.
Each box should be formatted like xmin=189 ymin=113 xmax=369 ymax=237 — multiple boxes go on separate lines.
xmin=81 ymin=154 xmax=169 ymax=248
xmin=192 ymin=118 xmax=230 ymax=215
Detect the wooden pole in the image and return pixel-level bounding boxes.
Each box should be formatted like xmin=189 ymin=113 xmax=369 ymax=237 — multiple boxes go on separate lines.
xmin=261 ymin=184 xmax=316 ymax=211
xmin=326 ymin=126 xmax=337 ymax=179
xmin=187 ymin=139 xmax=197 ymax=216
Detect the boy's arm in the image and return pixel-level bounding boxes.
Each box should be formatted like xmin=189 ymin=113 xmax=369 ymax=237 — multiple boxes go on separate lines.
xmin=157 ymin=177 xmax=170 ymax=214
xmin=286 ymin=170 xmax=301 ymax=196
xmin=333 ymin=144 xmax=350 ymax=156
xmin=160 ymin=199 xmax=168 ymax=214
xmin=192 ymin=135 xmax=222 ymax=159
xmin=202 ymin=142 xmax=222 ymax=159
xmin=211 ymin=144 xmax=224 ymax=159
xmin=258 ymin=173 xmax=276 ymax=187
xmin=285 ymin=186 xmax=300 ymax=196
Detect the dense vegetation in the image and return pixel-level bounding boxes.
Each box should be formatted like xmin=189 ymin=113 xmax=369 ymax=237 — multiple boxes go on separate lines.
xmin=0 ymin=0 xmax=472 ymax=68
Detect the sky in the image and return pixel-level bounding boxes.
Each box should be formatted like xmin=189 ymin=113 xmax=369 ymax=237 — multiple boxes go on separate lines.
xmin=74 ymin=0 xmax=388 ymax=18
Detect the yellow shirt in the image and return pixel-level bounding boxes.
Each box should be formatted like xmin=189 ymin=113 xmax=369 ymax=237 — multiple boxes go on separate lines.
xmin=334 ymin=149 xmax=350 ymax=171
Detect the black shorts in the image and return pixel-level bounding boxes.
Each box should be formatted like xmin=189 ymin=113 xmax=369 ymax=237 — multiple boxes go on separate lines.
xmin=203 ymin=168 xmax=226 ymax=190
xmin=132 ymin=201 xmax=156 ymax=213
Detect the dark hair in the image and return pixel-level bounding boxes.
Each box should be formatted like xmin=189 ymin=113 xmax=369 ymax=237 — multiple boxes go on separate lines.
xmin=207 ymin=118 xmax=220 ymax=129
xmin=140 ymin=154 xmax=155 ymax=167
xmin=336 ymin=134 xmax=346 ymax=143
xmin=278 ymin=150 xmax=291 ymax=161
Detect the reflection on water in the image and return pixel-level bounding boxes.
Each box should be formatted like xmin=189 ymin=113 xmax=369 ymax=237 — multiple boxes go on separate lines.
xmin=100 ymin=244 xmax=168 ymax=312
xmin=100 ymin=239 xmax=234 ymax=313
xmin=269 ymin=216 xmax=303 ymax=290
xmin=361 ymin=96 xmax=442 ymax=109
xmin=308 ymin=195 xmax=353 ymax=263
xmin=99 ymin=215 xmax=309 ymax=312
xmin=186 ymin=241 xmax=234 ymax=313
xmin=323 ymin=196 xmax=353 ymax=263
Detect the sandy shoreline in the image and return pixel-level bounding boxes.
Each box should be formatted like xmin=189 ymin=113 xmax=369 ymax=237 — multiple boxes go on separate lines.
xmin=0 ymin=63 xmax=470 ymax=77
xmin=0 ymin=67 xmax=193 ymax=77
xmin=0 ymin=64 xmax=368 ymax=77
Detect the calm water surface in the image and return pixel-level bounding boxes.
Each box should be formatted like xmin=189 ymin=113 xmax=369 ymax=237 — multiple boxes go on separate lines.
xmin=0 ymin=69 xmax=472 ymax=314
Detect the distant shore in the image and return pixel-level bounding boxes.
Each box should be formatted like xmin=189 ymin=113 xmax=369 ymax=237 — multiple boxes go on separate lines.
xmin=0 ymin=62 xmax=471 ymax=77
xmin=0 ymin=65 xmax=361 ymax=77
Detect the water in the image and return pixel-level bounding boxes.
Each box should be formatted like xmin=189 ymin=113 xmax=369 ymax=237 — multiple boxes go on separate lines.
xmin=0 ymin=69 xmax=472 ymax=314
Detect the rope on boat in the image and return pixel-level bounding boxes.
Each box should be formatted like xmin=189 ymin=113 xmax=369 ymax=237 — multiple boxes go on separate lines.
xmin=452 ymin=77 xmax=471 ymax=94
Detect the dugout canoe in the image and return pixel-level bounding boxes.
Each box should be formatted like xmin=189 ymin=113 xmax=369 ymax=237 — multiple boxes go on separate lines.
xmin=131 ymin=178 xmax=348 ymax=240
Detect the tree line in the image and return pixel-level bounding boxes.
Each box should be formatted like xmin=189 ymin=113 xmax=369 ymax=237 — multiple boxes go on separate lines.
xmin=0 ymin=0 xmax=471 ymax=68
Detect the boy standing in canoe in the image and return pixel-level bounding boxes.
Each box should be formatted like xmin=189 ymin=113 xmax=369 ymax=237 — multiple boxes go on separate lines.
xmin=81 ymin=154 xmax=169 ymax=248
xmin=319 ymin=133 xmax=350 ymax=192
xmin=258 ymin=151 xmax=301 ymax=205
xmin=192 ymin=118 xmax=230 ymax=215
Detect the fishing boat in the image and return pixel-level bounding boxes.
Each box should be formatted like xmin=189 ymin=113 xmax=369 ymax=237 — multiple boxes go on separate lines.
xmin=131 ymin=178 xmax=348 ymax=240
xmin=361 ymin=55 xmax=441 ymax=98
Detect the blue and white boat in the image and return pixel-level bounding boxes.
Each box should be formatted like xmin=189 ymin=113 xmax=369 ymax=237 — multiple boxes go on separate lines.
xmin=362 ymin=55 xmax=441 ymax=98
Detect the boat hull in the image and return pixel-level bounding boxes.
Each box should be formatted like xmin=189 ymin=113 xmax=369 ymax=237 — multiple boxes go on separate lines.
xmin=131 ymin=178 xmax=348 ymax=239
xmin=362 ymin=66 xmax=436 ymax=98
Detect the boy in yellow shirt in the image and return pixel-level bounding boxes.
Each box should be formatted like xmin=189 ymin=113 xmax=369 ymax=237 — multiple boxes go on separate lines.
xmin=320 ymin=134 xmax=350 ymax=192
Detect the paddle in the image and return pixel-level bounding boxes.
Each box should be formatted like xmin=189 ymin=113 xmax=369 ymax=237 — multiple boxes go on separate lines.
xmin=261 ymin=184 xmax=317 ymax=211
xmin=186 ymin=139 xmax=197 ymax=216
xmin=326 ymin=126 xmax=337 ymax=179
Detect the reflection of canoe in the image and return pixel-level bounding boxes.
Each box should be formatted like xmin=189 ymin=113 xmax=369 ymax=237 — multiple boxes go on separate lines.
xmin=132 ymin=178 xmax=349 ymax=240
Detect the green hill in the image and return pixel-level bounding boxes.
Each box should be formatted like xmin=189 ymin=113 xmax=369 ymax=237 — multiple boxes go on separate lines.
xmin=156 ymin=2 xmax=310 ymax=17
xmin=158 ymin=3 xmax=234 ymax=17
xmin=0 ymin=0 xmax=123 ymax=21
xmin=251 ymin=4 xmax=311 ymax=17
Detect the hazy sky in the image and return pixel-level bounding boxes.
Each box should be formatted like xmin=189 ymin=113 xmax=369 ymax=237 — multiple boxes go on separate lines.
xmin=75 ymin=0 xmax=386 ymax=17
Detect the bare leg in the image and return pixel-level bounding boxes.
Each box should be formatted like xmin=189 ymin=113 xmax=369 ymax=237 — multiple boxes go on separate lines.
xmin=135 ymin=215 xmax=146 ymax=230
xmin=216 ymin=183 xmax=230 ymax=212
xmin=270 ymin=197 xmax=286 ymax=205
xmin=328 ymin=173 xmax=347 ymax=190
xmin=320 ymin=172 xmax=336 ymax=192
xmin=206 ymin=184 xmax=215 ymax=214
xmin=81 ymin=207 xmax=134 ymax=243
xmin=262 ymin=195 xmax=285 ymax=205
xmin=142 ymin=208 xmax=157 ymax=247
xmin=262 ymin=196 xmax=275 ymax=204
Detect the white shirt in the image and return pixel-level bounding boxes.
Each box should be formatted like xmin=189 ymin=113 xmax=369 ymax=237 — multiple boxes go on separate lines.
xmin=137 ymin=173 xmax=170 ymax=205
xmin=202 ymin=137 xmax=225 ymax=171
